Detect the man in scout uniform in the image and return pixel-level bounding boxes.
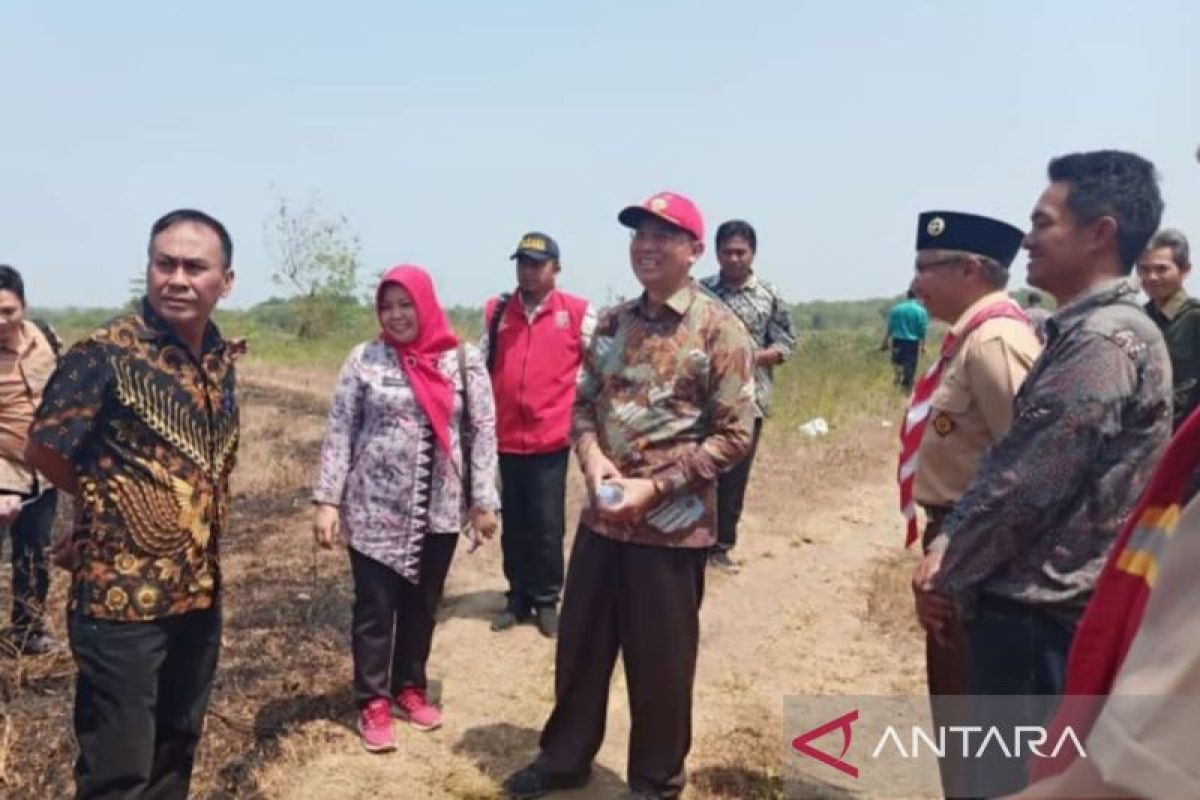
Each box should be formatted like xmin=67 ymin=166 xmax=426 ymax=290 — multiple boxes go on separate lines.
xmin=502 ymin=191 xmax=754 ymax=799
xmin=901 ymin=211 xmax=1041 ymax=796
xmin=27 ymin=209 xmax=238 ymax=799
xmin=1137 ymin=227 xmax=1200 ymax=429
xmin=482 ymin=231 xmax=595 ymax=638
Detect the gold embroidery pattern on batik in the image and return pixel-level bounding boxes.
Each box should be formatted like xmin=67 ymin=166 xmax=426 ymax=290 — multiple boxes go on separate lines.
xmin=110 ymin=454 xmax=214 ymax=557
xmin=111 ymin=357 xmax=237 ymax=478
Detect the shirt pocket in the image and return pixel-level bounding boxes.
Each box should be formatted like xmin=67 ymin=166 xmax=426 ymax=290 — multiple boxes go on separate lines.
xmin=929 ymin=375 xmax=972 ymax=424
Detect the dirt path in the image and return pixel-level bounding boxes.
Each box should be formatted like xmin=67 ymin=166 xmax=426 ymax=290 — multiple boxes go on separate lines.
xmin=236 ymin=385 xmax=926 ymax=800
xmin=0 ymin=369 xmax=925 ymax=799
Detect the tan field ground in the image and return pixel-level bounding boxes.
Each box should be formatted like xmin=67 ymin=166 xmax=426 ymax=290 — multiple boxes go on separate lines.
xmin=0 ymin=362 xmax=924 ymax=799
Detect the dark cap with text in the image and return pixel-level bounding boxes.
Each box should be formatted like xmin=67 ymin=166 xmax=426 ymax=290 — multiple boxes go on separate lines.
xmin=510 ymin=231 xmax=560 ymax=262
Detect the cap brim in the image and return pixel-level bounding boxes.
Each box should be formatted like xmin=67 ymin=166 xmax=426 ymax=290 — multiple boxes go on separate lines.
xmin=510 ymin=249 xmax=556 ymax=262
xmin=618 ymin=205 xmax=694 ymax=238
xmin=618 ymin=206 xmax=653 ymax=230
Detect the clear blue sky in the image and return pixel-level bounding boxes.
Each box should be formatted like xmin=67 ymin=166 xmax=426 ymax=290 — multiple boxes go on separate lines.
xmin=3 ymin=0 xmax=1197 ymax=310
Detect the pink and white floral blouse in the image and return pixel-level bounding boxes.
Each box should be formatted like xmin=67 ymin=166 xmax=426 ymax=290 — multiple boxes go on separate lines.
xmin=313 ymin=339 xmax=499 ymax=582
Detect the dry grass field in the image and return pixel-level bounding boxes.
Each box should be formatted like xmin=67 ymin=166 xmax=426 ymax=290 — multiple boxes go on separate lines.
xmin=0 ymin=350 xmax=926 ymax=799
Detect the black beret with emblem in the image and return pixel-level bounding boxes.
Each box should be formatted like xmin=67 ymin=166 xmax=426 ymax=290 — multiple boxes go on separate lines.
xmin=510 ymin=231 xmax=560 ymax=262
xmin=916 ymin=211 xmax=1025 ymax=268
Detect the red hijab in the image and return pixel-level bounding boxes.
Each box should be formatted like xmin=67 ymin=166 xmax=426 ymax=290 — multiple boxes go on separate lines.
xmin=376 ymin=265 xmax=459 ymax=456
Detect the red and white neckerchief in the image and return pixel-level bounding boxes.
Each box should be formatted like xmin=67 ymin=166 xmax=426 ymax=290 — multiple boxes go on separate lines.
xmin=897 ymin=299 xmax=1030 ymax=547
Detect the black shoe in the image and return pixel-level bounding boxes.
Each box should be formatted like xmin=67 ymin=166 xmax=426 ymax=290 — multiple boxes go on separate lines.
xmin=502 ymin=764 xmax=590 ymax=799
xmin=491 ymin=609 xmax=521 ymax=632
xmin=708 ymin=550 xmax=738 ymax=572
xmin=492 ymin=603 xmax=532 ymax=632
xmin=534 ymin=606 xmax=558 ymax=639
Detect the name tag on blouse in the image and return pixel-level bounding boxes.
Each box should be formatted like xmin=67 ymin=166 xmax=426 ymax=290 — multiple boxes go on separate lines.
xmin=382 ymin=377 xmax=407 ymax=388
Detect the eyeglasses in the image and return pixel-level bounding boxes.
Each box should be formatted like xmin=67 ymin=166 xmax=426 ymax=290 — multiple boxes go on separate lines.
xmin=630 ymin=229 xmax=691 ymax=246
xmin=913 ymin=256 xmax=965 ymax=274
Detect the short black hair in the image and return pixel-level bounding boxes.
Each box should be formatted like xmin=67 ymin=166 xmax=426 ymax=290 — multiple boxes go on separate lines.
xmin=906 ymin=288 xmax=916 ymax=299
xmin=0 ymin=265 xmax=26 ymax=306
xmin=715 ymin=219 xmax=757 ymax=252
xmin=148 ymin=209 xmax=233 ymax=269
xmin=1047 ymin=150 xmax=1163 ymax=273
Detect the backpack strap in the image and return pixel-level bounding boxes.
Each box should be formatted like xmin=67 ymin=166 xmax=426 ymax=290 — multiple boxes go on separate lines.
xmin=32 ymin=318 xmax=63 ymax=357
xmin=485 ymin=293 xmax=512 ymax=374
xmin=456 ymin=342 xmax=472 ymax=507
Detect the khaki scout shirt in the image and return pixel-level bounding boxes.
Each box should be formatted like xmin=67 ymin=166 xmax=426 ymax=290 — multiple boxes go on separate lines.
xmin=0 ymin=321 xmax=57 ymax=494
xmin=1087 ymin=494 xmax=1200 ymax=797
xmin=913 ymin=292 xmax=1041 ymax=508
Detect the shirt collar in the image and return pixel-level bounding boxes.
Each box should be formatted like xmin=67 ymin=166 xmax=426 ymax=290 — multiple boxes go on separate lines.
xmin=138 ymin=296 xmax=225 ymax=356
xmin=1045 ymin=277 xmax=1138 ymax=343
xmin=0 ymin=321 xmax=37 ymax=357
xmin=637 ymin=281 xmax=696 ymax=320
xmin=949 ymin=291 xmax=1013 ymax=336
xmin=716 ymin=272 xmax=759 ymax=292
xmin=1155 ymin=288 xmax=1191 ymax=321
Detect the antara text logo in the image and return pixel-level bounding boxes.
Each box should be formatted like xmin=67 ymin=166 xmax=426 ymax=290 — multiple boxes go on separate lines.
xmin=791 ymin=709 xmax=1087 ymax=779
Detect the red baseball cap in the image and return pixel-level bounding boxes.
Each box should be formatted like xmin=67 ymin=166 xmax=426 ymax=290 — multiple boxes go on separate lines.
xmin=618 ymin=191 xmax=705 ymax=241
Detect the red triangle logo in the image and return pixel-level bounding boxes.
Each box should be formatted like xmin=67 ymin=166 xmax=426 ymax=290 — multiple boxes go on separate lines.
xmin=791 ymin=709 xmax=859 ymax=779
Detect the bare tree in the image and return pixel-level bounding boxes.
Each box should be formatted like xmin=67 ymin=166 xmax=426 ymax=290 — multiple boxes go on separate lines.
xmin=265 ymin=193 xmax=362 ymax=337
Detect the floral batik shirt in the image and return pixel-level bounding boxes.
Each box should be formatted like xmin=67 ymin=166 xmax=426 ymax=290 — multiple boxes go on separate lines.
xmin=29 ymin=299 xmax=239 ymax=621
xmin=312 ymin=340 xmax=499 ymax=583
xmin=574 ymin=282 xmax=755 ymax=549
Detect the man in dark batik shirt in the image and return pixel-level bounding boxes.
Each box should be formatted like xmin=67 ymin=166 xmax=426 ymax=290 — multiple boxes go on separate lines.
xmin=28 ymin=209 xmax=238 ymax=800
xmin=699 ymin=219 xmax=796 ymax=571
xmin=913 ymin=151 xmax=1171 ymax=797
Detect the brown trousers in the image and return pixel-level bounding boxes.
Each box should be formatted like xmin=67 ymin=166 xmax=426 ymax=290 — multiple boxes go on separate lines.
xmin=922 ymin=508 xmax=971 ymax=798
xmin=536 ymin=527 xmax=707 ymax=799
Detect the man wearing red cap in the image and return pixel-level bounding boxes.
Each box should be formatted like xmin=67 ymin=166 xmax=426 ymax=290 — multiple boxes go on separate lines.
xmin=482 ymin=232 xmax=595 ymax=638
xmin=503 ymin=192 xmax=755 ymax=799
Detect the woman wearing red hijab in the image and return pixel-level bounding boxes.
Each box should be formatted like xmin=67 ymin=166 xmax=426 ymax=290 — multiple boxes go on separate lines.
xmin=312 ymin=265 xmax=499 ymax=753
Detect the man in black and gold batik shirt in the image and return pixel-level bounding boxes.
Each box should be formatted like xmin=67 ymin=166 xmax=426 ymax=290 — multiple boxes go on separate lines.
xmin=27 ymin=209 xmax=238 ymax=800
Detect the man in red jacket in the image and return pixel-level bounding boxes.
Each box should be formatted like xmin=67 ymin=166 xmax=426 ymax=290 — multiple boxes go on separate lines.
xmin=483 ymin=232 xmax=595 ymax=638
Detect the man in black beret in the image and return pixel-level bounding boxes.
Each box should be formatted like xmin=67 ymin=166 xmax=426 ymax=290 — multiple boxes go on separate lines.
xmin=899 ymin=210 xmax=1042 ymax=796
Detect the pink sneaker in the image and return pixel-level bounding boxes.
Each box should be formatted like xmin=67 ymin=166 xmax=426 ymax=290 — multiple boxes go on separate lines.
xmin=394 ymin=686 xmax=442 ymax=731
xmin=357 ymin=697 xmax=397 ymax=753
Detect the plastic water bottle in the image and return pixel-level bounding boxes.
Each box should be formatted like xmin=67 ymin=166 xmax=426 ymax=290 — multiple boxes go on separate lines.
xmin=596 ymin=481 xmax=623 ymax=508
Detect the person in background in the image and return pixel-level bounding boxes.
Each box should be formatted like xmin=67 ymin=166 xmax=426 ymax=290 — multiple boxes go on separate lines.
xmin=882 ymin=289 xmax=929 ymax=391
xmin=0 ymin=265 xmax=61 ymax=656
xmin=1137 ymin=227 xmax=1200 ymax=429
xmin=481 ymin=232 xmax=594 ymax=638
xmin=312 ymin=265 xmax=499 ymax=754
xmin=699 ymin=219 xmax=795 ymax=572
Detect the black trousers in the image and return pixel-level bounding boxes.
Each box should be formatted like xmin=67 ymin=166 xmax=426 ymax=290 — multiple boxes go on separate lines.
xmin=499 ymin=449 xmax=569 ymax=611
xmin=69 ymin=607 xmax=221 ymax=800
xmin=891 ymin=339 xmax=920 ymax=390
xmin=965 ymin=595 xmax=1074 ymax=797
xmin=349 ymin=535 xmax=458 ymax=707
xmin=536 ymin=528 xmax=706 ymax=799
xmin=714 ymin=419 xmax=763 ymax=552
xmin=3 ymin=488 xmax=58 ymax=635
